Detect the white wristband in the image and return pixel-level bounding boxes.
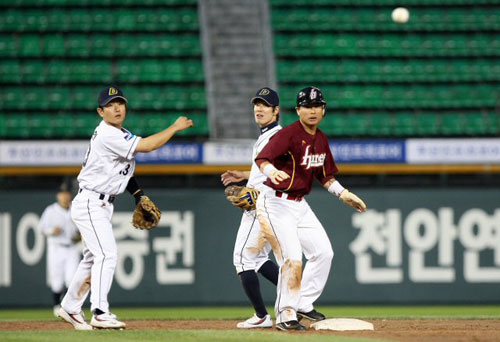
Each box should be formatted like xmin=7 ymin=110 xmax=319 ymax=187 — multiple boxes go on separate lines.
xmin=328 ymin=180 xmax=345 ymax=197
xmin=262 ymin=163 xmax=278 ymax=178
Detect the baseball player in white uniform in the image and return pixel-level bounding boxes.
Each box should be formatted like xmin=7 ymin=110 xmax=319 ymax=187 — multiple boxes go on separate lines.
xmin=57 ymin=86 xmax=193 ymax=330
xmin=39 ymin=183 xmax=81 ymax=317
xmin=221 ymin=88 xmax=281 ymax=329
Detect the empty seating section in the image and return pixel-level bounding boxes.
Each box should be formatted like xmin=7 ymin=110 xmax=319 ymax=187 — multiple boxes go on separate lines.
xmin=0 ymin=34 xmax=201 ymax=57
xmin=272 ymin=1 xmax=500 ymax=137
xmin=0 ymin=3 xmax=207 ymax=139
xmin=0 ymin=9 xmax=199 ymax=32
xmin=272 ymin=8 xmax=500 ymax=32
xmin=275 ymin=34 xmax=500 ymax=57
xmin=277 ymin=59 xmax=500 ymax=83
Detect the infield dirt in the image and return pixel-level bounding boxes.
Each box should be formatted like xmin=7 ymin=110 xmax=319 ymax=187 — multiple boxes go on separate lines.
xmin=1 ymin=319 xmax=499 ymax=342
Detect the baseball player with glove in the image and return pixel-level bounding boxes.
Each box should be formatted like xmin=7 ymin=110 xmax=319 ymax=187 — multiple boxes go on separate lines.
xmin=255 ymin=87 xmax=367 ymax=331
xmin=39 ymin=183 xmax=81 ymax=317
xmin=221 ymin=87 xmax=282 ymax=329
xmin=57 ymin=86 xmax=193 ymax=330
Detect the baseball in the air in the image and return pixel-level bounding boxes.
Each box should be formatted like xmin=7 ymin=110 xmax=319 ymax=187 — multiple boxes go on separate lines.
xmin=391 ymin=7 xmax=410 ymax=24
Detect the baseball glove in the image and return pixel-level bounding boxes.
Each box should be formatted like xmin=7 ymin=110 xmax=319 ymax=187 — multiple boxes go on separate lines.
xmin=225 ymin=185 xmax=260 ymax=211
xmin=132 ymin=196 xmax=161 ymax=230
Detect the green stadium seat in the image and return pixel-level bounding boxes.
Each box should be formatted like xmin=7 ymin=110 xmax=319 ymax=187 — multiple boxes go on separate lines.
xmin=47 ymin=88 xmax=72 ymax=110
xmin=393 ymin=113 xmax=417 ymax=136
xmin=19 ymin=34 xmax=42 ymax=56
xmin=72 ymin=87 xmax=97 ymax=110
xmin=440 ymin=113 xmax=463 ymax=135
xmin=0 ymin=35 xmax=16 ymax=56
xmin=463 ymin=113 xmax=488 ymax=135
xmin=0 ymin=60 xmax=21 ymax=83
xmin=66 ymin=34 xmax=90 ymax=57
xmin=21 ymin=60 xmax=45 ymax=83
xmin=28 ymin=113 xmax=53 ymax=138
xmin=43 ymin=34 xmax=65 ymax=56
xmin=416 ymin=113 xmax=440 ymax=136
xmin=4 ymin=113 xmax=30 ymax=138
xmin=368 ymin=113 xmax=392 ymax=136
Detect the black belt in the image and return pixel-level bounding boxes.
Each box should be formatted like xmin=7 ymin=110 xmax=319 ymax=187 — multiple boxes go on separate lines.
xmin=79 ymin=188 xmax=115 ymax=203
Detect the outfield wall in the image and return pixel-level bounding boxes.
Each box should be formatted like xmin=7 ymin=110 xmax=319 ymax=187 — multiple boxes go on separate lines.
xmin=1 ymin=188 xmax=499 ymax=307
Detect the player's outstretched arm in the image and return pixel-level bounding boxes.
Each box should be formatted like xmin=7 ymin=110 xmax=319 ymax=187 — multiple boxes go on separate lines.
xmin=136 ymin=116 xmax=193 ymax=153
xmin=221 ymin=170 xmax=250 ymax=186
xmin=258 ymin=161 xmax=290 ymax=185
xmin=323 ymin=178 xmax=367 ymax=212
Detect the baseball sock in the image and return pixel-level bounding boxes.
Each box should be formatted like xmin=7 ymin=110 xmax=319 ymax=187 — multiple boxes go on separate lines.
xmin=239 ymin=271 xmax=267 ymax=318
xmin=258 ymin=260 xmax=279 ymax=286
xmin=52 ymin=292 xmax=62 ymax=306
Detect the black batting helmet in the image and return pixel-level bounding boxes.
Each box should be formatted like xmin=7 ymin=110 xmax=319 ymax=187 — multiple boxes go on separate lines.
xmin=296 ymin=87 xmax=326 ymax=107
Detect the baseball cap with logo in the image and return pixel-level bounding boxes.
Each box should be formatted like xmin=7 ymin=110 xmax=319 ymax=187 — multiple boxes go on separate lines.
xmin=296 ymin=86 xmax=326 ymax=107
xmin=251 ymin=87 xmax=279 ymax=106
xmin=98 ymin=86 xmax=128 ymax=107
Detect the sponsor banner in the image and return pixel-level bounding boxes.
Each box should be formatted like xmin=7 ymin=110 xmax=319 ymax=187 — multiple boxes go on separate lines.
xmin=331 ymin=140 xmax=405 ymax=163
xmin=2 ymin=139 xmax=500 ymax=166
xmin=406 ymin=138 xmax=500 ymax=164
xmin=135 ymin=143 xmax=202 ymax=164
xmin=0 ymin=141 xmax=87 ymax=166
xmin=202 ymin=140 xmax=254 ymax=165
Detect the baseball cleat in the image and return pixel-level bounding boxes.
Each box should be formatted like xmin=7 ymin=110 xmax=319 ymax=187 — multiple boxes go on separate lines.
xmin=237 ymin=313 xmax=273 ymax=329
xmin=275 ymin=320 xmax=306 ymax=331
xmin=53 ymin=305 xmax=61 ymax=318
xmin=297 ymin=309 xmax=326 ymax=322
xmin=57 ymin=307 xmax=93 ymax=330
xmin=90 ymin=312 xmax=126 ymax=329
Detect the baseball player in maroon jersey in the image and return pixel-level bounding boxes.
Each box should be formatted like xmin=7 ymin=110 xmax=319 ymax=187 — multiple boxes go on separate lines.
xmin=255 ymin=86 xmax=367 ymax=331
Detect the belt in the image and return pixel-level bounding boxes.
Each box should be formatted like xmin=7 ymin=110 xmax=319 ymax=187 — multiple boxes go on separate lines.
xmin=275 ymin=191 xmax=303 ymax=202
xmin=78 ymin=188 xmax=116 ymax=203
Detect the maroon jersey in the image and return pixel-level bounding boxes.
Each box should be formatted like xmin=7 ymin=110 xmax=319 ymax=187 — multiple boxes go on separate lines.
xmin=256 ymin=121 xmax=338 ymax=196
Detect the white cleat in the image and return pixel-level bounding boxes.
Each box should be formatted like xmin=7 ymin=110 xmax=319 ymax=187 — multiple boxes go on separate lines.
xmin=57 ymin=307 xmax=93 ymax=330
xmin=91 ymin=312 xmax=126 ymax=329
xmin=237 ymin=314 xmax=273 ymax=329
xmin=53 ymin=305 xmax=61 ymax=318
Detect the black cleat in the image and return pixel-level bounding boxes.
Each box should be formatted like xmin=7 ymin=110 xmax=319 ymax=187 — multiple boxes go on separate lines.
xmin=275 ymin=320 xmax=306 ymax=331
xmin=297 ymin=309 xmax=326 ymax=322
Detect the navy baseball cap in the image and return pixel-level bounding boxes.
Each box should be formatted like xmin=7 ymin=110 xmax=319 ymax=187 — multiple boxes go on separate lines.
xmin=251 ymin=87 xmax=279 ymax=106
xmin=98 ymin=86 xmax=128 ymax=107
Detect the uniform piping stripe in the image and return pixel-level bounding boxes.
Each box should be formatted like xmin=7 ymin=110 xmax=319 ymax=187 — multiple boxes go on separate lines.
xmin=238 ymin=215 xmax=257 ymax=272
xmin=86 ymin=199 xmax=106 ymax=310
xmin=262 ymin=195 xmax=284 ymax=316
xmin=126 ymin=136 xmax=138 ymax=159
xmin=284 ymin=151 xmax=296 ymax=192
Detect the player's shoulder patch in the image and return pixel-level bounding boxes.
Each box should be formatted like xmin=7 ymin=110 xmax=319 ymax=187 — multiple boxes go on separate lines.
xmin=121 ymin=128 xmax=135 ymax=141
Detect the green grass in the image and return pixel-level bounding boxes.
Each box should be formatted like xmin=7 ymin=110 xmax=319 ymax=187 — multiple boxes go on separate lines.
xmin=1 ymin=305 xmax=500 ymax=321
xmin=1 ymin=306 xmax=499 ymax=342
xmin=0 ymin=330 xmax=386 ymax=342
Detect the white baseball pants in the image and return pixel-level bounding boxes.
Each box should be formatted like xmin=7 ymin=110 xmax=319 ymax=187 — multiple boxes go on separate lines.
xmin=233 ymin=211 xmax=273 ymax=274
xmin=256 ymin=187 xmax=334 ymax=323
xmin=61 ymin=192 xmax=117 ymax=314
xmin=47 ymin=244 xmax=80 ymax=293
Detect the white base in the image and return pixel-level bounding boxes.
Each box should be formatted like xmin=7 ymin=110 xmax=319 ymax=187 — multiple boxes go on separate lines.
xmin=310 ymin=318 xmax=374 ymax=331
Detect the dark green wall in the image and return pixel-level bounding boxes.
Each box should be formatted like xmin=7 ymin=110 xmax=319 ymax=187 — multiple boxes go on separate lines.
xmin=1 ymin=188 xmax=499 ymax=307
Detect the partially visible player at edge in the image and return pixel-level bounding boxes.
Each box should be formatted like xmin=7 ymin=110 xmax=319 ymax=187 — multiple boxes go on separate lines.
xmin=39 ymin=182 xmax=81 ymax=318
xmin=57 ymin=86 xmax=193 ymax=330
xmin=255 ymin=86 xmax=367 ymax=331
xmin=221 ymin=87 xmax=281 ymax=329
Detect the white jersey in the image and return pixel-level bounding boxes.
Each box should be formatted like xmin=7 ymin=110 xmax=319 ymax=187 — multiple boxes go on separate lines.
xmin=78 ymin=120 xmax=141 ymax=195
xmin=39 ymin=203 xmax=79 ymax=245
xmin=246 ymin=124 xmax=282 ymax=191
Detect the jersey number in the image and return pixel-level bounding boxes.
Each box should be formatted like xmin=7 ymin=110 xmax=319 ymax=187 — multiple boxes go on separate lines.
xmin=120 ymin=164 xmax=131 ymax=176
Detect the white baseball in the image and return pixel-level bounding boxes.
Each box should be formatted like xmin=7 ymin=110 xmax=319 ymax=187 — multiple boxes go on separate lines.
xmin=391 ymin=7 xmax=410 ymax=24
